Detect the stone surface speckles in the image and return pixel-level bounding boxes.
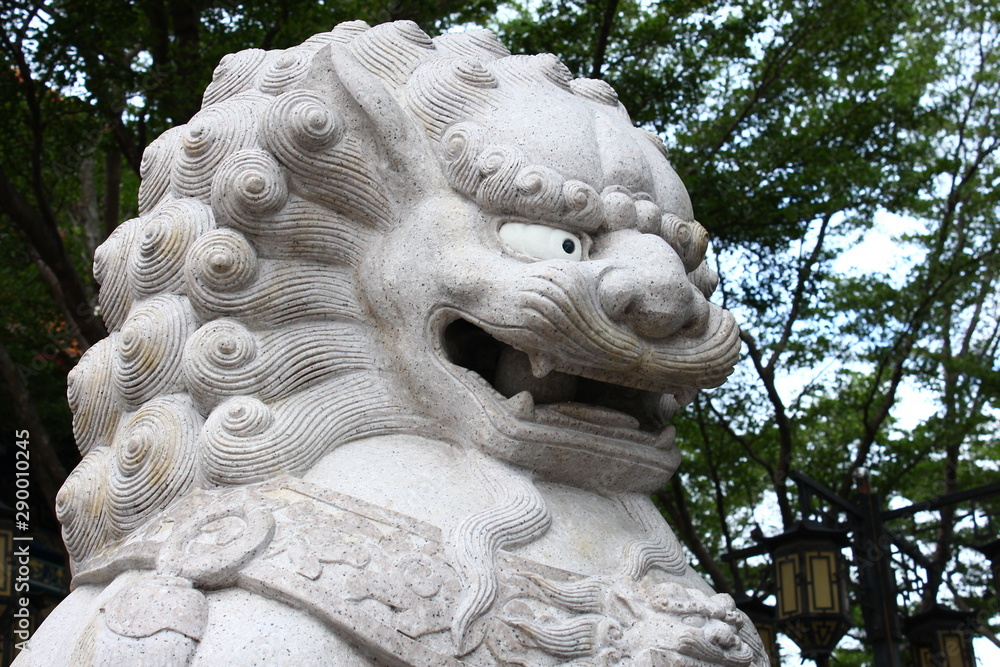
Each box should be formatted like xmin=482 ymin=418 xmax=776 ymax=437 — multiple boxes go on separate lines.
xmin=18 ymin=20 xmax=765 ymax=666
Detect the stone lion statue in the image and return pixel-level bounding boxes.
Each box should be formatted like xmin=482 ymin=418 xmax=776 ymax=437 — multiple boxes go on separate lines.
xmin=17 ymin=21 xmax=764 ymax=666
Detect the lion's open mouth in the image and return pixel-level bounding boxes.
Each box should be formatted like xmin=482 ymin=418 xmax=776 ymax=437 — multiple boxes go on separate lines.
xmin=442 ymin=318 xmax=688 ymax=434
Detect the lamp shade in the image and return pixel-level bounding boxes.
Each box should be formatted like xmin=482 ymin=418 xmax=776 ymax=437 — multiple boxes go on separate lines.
xmin=766 ymin=522 xmax=852 ymax=659
xmin=905 ymin=605 xmax=976 ymax=667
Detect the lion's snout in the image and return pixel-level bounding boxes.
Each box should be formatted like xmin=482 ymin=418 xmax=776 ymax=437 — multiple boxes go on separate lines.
xmin=588 ymin=231 xmax=708 ymax=341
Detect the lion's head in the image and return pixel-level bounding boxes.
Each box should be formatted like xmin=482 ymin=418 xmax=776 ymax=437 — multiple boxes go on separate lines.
xmin=58 ymin=20 xmax=740 ymax=570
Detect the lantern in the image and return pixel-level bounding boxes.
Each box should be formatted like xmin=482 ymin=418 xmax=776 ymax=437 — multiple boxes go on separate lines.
xmin=766 ymin=522 xmax=852 ymax=660
xmin=905 ymin=605 xmax=976 ymax=667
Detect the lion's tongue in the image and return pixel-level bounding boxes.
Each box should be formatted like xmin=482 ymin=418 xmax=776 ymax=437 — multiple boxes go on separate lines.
xmin=545 ymin=403 xmax=640 ymax=429
xmin=491 ymin=347 xmax=641 ymax=429
xmin=492 ymin=346 xmax=577 ymax=403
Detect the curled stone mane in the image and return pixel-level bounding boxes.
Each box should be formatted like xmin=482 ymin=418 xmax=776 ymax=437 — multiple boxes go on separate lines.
xmin=59 ymin=19 xmax=720 ymax=572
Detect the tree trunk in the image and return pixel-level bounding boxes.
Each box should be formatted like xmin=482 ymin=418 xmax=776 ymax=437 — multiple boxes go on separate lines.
xmin=103 ymin=149 xmax=122 ymax=240
xmin=0 ymin=163 xmax=107 ymax=348
xmin=591 ymin=0 xmax=619 ymax=79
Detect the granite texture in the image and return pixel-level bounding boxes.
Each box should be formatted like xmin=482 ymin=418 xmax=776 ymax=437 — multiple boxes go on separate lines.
xmin=17 ymin=20 xmax=765 ymax=666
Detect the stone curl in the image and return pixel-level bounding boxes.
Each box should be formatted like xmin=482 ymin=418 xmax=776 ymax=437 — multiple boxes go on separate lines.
xmin=63 ymin=20 xmax=706 ymax=573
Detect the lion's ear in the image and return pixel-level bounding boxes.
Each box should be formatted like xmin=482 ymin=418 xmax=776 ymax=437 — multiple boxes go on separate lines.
xmin=304 ymin=43 xmax=448 ymax=195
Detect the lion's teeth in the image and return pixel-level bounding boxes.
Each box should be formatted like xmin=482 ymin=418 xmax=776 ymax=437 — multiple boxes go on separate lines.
xmin=658 ymin=394 xmax=680 ymax=421
xmin=529 ymin=354 xmax=556 ymax=378
xmin=505 ymin=391 xmax=535 ymax=419
xmin=675 ymin=387 xmax=698 ymax=407
xmin=654 ymin=425 xmax=678 ymax=453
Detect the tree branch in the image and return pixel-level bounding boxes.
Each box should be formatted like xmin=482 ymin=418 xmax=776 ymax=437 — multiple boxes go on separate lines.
xmin=740 ymin=329 xmax=794 ymax=525
xmin=767 ymin=212 xmax=833 ymax=371
xmin=0 ymin=161 xmax=107 ymax=346
xmin=590 ymin=0 xmax=619 ymax=79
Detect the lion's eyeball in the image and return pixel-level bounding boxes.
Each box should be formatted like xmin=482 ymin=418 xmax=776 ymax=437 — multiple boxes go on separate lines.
xmin=499 ymin=222 xmax=583 ymax=261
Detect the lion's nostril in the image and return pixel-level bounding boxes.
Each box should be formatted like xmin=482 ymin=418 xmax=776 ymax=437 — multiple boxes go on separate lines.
xmin=597 ymin=267 xmax=701 ymax=340
xmin=597 ymin=269 xmax=640 ymax=322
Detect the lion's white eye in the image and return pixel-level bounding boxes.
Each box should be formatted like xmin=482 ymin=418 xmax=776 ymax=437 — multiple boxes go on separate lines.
xmin=499 ymin=222 xmax=583 ymax=261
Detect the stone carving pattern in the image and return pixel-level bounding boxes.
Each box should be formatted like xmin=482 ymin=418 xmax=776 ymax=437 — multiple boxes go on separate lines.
xmin=61 ymin=481 xmax=763 ymax=666
xmin=25 ymin=18 xmax=763 ymax=667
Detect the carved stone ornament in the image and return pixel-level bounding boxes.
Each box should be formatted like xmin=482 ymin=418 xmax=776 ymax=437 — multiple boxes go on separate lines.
xmin=17 ymin=21 xmax=765 ymax=666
